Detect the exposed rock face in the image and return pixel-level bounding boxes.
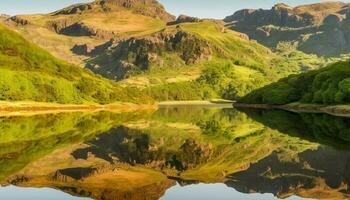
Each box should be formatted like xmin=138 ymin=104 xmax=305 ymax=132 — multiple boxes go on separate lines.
xmin=225 ymin=2 xmax=350 ymax=57
xmin=48 ymin=20 xmax=117 ymax=39
xmin=72 ymin=40 xmax=115 ymax=56
xmin=86 ymin=29 xmax=213 ymax=80
xmin=52 ymin=0 xmax=175 ymax=22
xmin=167 ymin=14 xmax=202 ymax=25
xmin=225 ymin=4 xmax=311 ymax=28
xmin=8 ymin=16 xmax=29 ymax=26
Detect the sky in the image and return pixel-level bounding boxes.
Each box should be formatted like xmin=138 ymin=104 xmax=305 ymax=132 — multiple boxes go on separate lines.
xmin=1 ymin=0 xmax=350 ymax=19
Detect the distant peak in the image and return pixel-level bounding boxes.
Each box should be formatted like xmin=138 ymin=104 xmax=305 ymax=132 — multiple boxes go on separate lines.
xmin=273 ymin=3 xmax=292 ymax=10
xmin=98 ymin=0 xmax=160 ymax=7
xmin=53 ymin=0 xmax=175 ymax=22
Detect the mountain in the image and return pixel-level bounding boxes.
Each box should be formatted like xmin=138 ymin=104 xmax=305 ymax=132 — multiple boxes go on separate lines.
xmin=240 ymin=60 xmax=350 ymax=105
xmin=224 ymin=2 xmax=350 ymax=57
xmin=2 ymin=0 xmax=174 ymax=65
xmin=0 ymin=24 xmax=150 ymax=104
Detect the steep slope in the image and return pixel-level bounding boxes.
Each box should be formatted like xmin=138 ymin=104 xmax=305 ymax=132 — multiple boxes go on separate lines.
xmin=2 ymin=0 xmax=174 ymax=65
xmin=0 ymin=24 xmax=150 ymax=104
xmin=240 ymin=60 xmax=350 ymax=105
xmin=225 ymin=2 xmax=350 ymax=57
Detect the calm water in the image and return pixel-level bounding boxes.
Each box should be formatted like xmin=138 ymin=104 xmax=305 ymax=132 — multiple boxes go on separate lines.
xmin=1 ymin=106 xmax=350 ymax=200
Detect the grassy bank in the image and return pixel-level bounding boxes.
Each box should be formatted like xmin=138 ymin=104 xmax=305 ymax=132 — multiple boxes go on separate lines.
xmin=0 ymin=101 xmax=157 ymax=117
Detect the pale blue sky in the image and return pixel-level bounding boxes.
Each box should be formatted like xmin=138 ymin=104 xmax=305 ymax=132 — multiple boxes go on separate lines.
xmin=1 ymin=0 xmax=350 ymax=19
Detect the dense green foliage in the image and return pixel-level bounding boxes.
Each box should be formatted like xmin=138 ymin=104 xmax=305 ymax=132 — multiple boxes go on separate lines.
xmin=241 ymin=61 xmax=350 ymax=105
xmin=0 ymin=24 xmax=151 ymax=104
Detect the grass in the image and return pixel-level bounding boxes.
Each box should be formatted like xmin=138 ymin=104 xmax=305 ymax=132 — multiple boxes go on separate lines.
xmin=173 ymin=21 xmax=277 ymax=71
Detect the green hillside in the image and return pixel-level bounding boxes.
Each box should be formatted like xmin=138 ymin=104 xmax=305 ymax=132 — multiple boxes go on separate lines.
xmin=240 ymin=60 xmax=350 ymax=105
xmin=0 ymin=24 xmax=150 ymax=104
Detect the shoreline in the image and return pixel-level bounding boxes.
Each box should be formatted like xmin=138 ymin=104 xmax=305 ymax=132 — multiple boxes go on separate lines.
xmin=0 ymin=101 xmax=158 ymax=117
xmin=158 ymin=100 xmax=234 ymax=107
xmin=3 ymin=100 xmax=350 ymax=118
xmin=0 ymin=100 xmax=235 ymax=117
xmin=233 ymin=103 xmax=350 ymax=117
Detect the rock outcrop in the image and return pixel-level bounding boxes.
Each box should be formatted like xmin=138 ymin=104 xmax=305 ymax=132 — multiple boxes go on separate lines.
xmin=8 ymin=16 xmax=29 ymax=26
xmin=48 ymin=20 xmax=117 ymax=39
xmin=86 ymin=29 xmax=213 ymax=80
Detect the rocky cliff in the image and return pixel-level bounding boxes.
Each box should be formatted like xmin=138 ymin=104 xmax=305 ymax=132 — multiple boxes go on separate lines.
xmin=86 ymin=26 xmax=213 ymax=80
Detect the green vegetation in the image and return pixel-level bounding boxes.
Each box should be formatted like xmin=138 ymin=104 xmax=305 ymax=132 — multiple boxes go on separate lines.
xmin=0 ymin=24 xmax=151 ymax=104
xmin=240 ymin=60 xmax=350 ymax=105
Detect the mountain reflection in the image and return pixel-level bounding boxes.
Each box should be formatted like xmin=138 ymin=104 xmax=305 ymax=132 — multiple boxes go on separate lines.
xmin=1 ymin=107 xmax=350 ymax=200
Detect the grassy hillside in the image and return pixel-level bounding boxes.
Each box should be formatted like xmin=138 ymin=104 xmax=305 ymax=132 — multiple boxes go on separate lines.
xmin=106 ymin=21 xmax=325 ymax=101
xmin=240 ymin=60 xmax=350 ymax=105
xmin=0 ymin=24 xmax=151 ymax=104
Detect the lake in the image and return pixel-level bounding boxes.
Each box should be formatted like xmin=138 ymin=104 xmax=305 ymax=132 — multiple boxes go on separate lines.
xmin=1 ymin=105 xmax=350 ymax=200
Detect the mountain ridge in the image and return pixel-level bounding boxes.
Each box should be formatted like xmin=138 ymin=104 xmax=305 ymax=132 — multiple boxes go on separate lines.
xmin=224 ymin=1 xmax=350 ymax=57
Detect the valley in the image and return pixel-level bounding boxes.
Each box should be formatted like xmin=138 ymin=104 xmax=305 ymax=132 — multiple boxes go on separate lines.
xmin=1 ymin=0 xmax=337 ymax=108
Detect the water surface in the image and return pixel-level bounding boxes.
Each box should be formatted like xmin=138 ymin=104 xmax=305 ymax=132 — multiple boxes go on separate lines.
xmin=1 ymin=106 xmax=350 ymax=200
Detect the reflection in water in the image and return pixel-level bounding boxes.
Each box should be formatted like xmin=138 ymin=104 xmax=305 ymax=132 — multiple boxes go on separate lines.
xmin=0 ymin=107 xmax=350 ymax=199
